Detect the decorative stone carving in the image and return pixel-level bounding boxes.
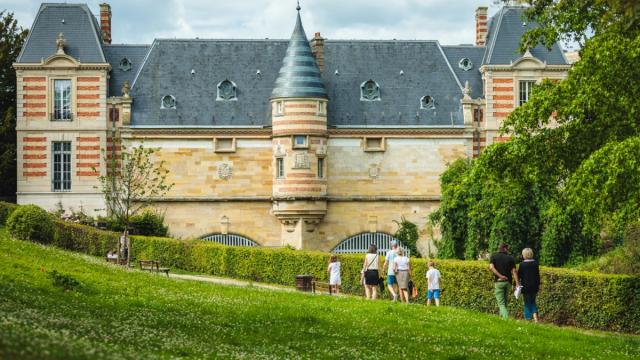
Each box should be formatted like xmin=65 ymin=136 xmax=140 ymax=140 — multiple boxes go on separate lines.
xmin=316 ymin=144 xmax=327 ymax=157
xmin=122 ymin=80 xmax=130 ymax=98
xmin=368 ymin=165 xmax=380 ymax=179
xmin=274 ymin=144 xmax=286 ymax=157
xmin=217 ymin=162 xmax=233 ymax=180
xmin=463 ymin=81 xmax=471 ymax=100
xmin=56 ymin=33 xmax=66 ymax=55
xmin=293 ymin=153 xmax=310 ymax=169
xmin=220 ymin=215 xmax=229 ymax=234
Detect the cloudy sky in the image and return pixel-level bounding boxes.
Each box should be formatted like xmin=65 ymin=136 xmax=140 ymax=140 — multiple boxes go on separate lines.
xmin=1 ymin=0 xmax=509 ymax=45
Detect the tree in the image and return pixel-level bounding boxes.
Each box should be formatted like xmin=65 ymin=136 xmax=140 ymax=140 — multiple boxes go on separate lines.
xmin=0 ymin=12 xmax=28 ymax=200
xmin=432 ymin=1 xmax=640 ymax=265
xmin=394 ymin=217 xmax=420 ymax=258
xmin=95 ymin=140 xmax=173 ymax=265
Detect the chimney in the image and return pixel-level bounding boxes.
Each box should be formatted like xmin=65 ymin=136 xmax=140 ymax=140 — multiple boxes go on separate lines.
xmin=99 ymin=3 xmax=112 ymax=44
xmin=310 ymin=32 xmax=325 ymax=74
xmin=475 ymin=6 xmax=488 ymax=46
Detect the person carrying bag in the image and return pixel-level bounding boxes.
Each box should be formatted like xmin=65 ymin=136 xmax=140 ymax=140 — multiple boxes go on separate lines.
xmin=362 ymin=244 xmax=381 ymax=299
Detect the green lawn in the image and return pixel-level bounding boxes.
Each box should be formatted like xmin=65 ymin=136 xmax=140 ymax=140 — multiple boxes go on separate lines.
xmin=0 ymin=229 xmax=638 ymax=359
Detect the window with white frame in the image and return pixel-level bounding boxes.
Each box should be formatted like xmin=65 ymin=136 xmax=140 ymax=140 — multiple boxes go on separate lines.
xmin=519 ymin=80 xmax=536 ymax=106
xmin=276 ymin=157 xmax=284 ymax=178
xmin=275 ymin=101 xmax=284 ymax=116
xmin=293 ymin=135 xmax=308 ymax=149
xmin=53 ymin=79 xmax=72 ymax=120
xmin=52 ymin=141 xmax=71 ymax=191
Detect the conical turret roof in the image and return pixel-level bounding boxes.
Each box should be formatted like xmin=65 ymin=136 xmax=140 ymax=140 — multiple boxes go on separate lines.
xmin=271 ymin=10 xmax=327 ymax=99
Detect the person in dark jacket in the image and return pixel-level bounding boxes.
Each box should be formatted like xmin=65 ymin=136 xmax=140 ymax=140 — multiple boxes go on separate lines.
xmin=517 ymin=248 xmax=540 ymax=322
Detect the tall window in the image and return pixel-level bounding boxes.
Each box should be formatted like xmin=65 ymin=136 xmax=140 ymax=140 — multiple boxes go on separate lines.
xmin=317 ymin=158 xmax=324 ymax=178
xmin=519 ymin=80 xmax=535 ymax=106
xmin=53 ymin=79 xmax=72 ymax=120
xmin=52 ymin=141 xmax=71 ymax=191
xmin=276 ymin=158 xmax=284 ymax=178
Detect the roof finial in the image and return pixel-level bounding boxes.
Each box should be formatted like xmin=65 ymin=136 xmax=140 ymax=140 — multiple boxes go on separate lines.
xmin=56 ymin=33 xmax=66 ymax=55
xmin=296 ymin=0 xmax=301 ymax=11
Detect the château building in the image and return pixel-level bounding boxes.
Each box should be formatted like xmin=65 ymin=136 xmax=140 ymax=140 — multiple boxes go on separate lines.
xmin=14 ymin=3 xmax=570 ymax=253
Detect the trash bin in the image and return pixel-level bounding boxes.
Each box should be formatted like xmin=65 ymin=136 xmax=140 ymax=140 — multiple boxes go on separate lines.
xmin=295 ymin=275 xmax=314 ymax=292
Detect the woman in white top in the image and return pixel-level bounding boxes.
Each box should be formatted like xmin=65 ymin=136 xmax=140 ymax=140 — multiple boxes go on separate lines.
xmin=362 ymin=244 xmax=380 ymax=300
xmin=327 ymin=254 xmax=341 ymax=295
xmin=393 ymin=248 xmax=412 ymax=303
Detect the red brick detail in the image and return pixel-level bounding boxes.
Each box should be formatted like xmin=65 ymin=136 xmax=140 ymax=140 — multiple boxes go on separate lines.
xmin=106 ymin=146 xmax=122 ymax=152
xmin=77 ymin=77 xmax=100 ymax=82
xmin=272 ymin=120 xmax=326 ymax=126
xmin=23 ymin=171 xmax=46 ymax=177
xmin=77 ymin=145 xmax=100 ymax=151
xmin=23 ymin=137 xmax=46 ymax=142
xmin=493 ymin=95 xmax=514 ymax=101
xmin=493 ymin=78 xmax=514 ymax=84
xmin=23 ymin=94 xmax=46 ymax=99
xmin=477 ymin=15 xmax=487 ymax=20
xmin=77 ymin=86 xmax=99 ymax=91
xmin=23 ymin=77 xmax=46 ymax=82
xmin=282 ymin=179 xmax=325 ymax=185
xmin=283 ymin=111 xmax=318 ymax=116
xmin=23 ymin=103 xmax=46 ymax=108
xmin=24 ymin=154 xmax=47 ymax=160
xmin=285 ymin=104 xmax=317 ymax=109
xmin=77 ymin=103 xmax=99 ymax=108
xmin=77 ymin=136 xmax=100 ymax=142
xmin=77 ymin=171 xmax=100 ymax=177
xmin=494 ymin=103 xmax=514 ymax=109
xmin=23 ymin=112 xmax=46 ymax=117
xmin=23 ymin=145 xmax=46 ymax=151
xmin=476 ymin=21 xmax=487 ymax=27
xmin=78 ymin=94 xmax=100 ymax=99
xmin=77 ymin=153 xmax=100 ymax=159
xmin=493 ymin=112 xmax=511 ymax=118
xmin=77 ymin=111 xmax=100 ymax=117
xmin=77 ymin=163 xmax=100 ymax=168
xmin=493 ymin=86 xmax=513 ymax=92
xmin=273 ymin=129 xmax=327 ymax=136
xmin=23 ymin=163 xmax=46 ymax=168
xmin=310 ymin=139 xmax=321 ymax=144
xmin=23 ymin=85 xmax=46 ymax=91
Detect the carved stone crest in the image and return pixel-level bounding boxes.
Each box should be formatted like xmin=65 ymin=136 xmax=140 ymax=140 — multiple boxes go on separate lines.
xmin=274 ymin=144 xmax=286 ymax=157
xmin=217 ymin=162 xmax=233 ymax=180
xmin=293 ymin=153 xmax=310 ymax=169
xmin=368 ymin=164 xmax=380 ymax=179
xmin=316 ymin=145 xmax=327 ymax=157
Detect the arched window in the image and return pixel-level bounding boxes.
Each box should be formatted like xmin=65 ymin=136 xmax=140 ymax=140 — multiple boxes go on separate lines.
xmin=420 ymin=95 xmax=435 ymax=110
xmin=217 ymin=80 xmax=237 ymax=101
xmin=119 ymin=57 xmax=132 ymax=72
xmin=201 ymin=233 xmax=259 ymax=247
xmin=331 ymin=232 xmax=410 ymax=256
xmin=458 ymin=58 xmax=473 ymax=71
xmin=161 ymin=95 xmax=176 ymax=109
xmin=360 ymin=80 xmax=381 ymax=101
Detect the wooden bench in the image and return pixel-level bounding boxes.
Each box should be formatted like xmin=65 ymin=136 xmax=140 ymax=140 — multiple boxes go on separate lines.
xmin=138 ymin=260 xmax=170 ymax=277
xmin=312 ymin=279 xmax=338 ymax=295
xmin=105 ymin=257 xmax=127 ymax=266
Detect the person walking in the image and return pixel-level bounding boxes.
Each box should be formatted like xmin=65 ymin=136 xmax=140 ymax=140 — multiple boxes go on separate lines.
xmin=383 ymin=241 xmax=399 ymax=301
xmin=362 ymin=244 xmax=380 ymax=300
xmin=489 ymin=243 xmax=519 ymax=319
xmin=393 ymin=248 xmax=411 ymax=303
xmin=327 ymin=254 xmax=341 ymax=295
xmin=518 ymin=248 xmax=540 ymax=322
xmin=426 ymin=261 xmax=441 ymax=306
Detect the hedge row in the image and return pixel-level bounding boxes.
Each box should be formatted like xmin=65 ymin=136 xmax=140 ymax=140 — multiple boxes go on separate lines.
xmin=2 ymin=201 xmax=638 ymax=333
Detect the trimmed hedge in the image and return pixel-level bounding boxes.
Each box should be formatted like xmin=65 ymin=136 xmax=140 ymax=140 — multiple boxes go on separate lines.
xmin=6 ymin=204 xmax=55 ymax=244
xmin=0 ymin=201 xmax=19 ymax=226
xmin=2 ymin=204 xmax=638 ymax=333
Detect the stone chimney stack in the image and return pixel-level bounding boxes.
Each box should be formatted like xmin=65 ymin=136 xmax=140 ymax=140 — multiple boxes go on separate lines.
xmin=99 ymin=3 xmax=112 ymax=44
xmin=310 ymin=32 xmax=325 ymax=74
xmin=475 ymin=6 xmax=488 ymax=46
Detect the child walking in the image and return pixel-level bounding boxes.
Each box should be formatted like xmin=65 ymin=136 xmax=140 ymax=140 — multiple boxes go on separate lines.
xmin=328 ymin=254 xmax=341 ymax=295
xmin=426 ymin=261 xmax=441 ymax=306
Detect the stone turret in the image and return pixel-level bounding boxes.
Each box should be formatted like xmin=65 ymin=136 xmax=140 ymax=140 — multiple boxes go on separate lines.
xmin=271 ymin=6 xmax=328 ymax=249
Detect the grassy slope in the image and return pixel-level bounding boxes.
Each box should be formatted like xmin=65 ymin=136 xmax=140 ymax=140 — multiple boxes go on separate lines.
xmin=0 ymin=230 xmax=638 ymax=360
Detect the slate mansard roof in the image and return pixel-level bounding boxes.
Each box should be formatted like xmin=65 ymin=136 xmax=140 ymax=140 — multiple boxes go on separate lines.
xmin=17 ymin=4 xmax=569 ymax=128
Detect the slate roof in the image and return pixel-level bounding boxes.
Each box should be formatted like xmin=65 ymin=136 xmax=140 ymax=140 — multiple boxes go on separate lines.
xmin=104 ymin=45 xmax=150 ymax=97
xmin=442 ymin=45 xmax=485 ymax=99
xmin=483 ymin=7 xmax=568 ymax=65
xmin=17 ymin=3 xmax=105 ymax=63
xmin=271 ymin=11 xmax=327 ymax=99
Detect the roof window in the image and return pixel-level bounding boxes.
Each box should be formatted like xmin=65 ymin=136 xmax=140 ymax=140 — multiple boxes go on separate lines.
xmin=217 ymin=80 xmax=237 ymax=101
xmin=420 ymin=96 xmax=435 ymax=110
xmin=360 ymin=80 xmax=381 ymax=101
xmin=119 ymin=57 xmax=132 ymax=72
xmin=458 ymin=58 xmax=473 ymax=71
xmin=161 ymin=95 xmax=176 ymax=109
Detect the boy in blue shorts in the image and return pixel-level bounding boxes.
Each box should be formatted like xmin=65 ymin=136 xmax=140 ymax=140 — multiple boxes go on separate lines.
xmin=426 ymin=261 xmax=441 ymax=306
xmin=383 ymin=241 xmax=399 ymax=301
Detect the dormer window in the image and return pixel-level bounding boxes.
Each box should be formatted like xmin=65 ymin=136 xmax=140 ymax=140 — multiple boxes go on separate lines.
xmin=458 ymin=58 xmax=473 ymax=71
xmin=161 ymin=95 xmax=176 ymax=109
xmin=217 ymin=80 xmax=237 ymax=101
xmin=119 ymin=57 xmax=132 ymax=72
xmin=360 ymin=80 xmax=380 ymax=101
xmin=420 ymin=95 xmax=435 ymax=110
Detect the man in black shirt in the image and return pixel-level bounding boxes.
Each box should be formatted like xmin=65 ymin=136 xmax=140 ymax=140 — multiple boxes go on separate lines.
xmin=489 ymin=243 xmax=520 ymax=319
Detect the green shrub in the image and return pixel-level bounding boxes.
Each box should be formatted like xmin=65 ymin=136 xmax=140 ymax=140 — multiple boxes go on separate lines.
xmin=0 ymin=201 xmax=18 ymax=225
xmin=6 ymin=204 xmax=55 ymax=244
xmin=97 ymin=210 xmax=168 ymax=237
xmin=9 ymin=204 xmax=640 ymax=334
xmin=49 ymin=270 xmax=80 ymax=291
